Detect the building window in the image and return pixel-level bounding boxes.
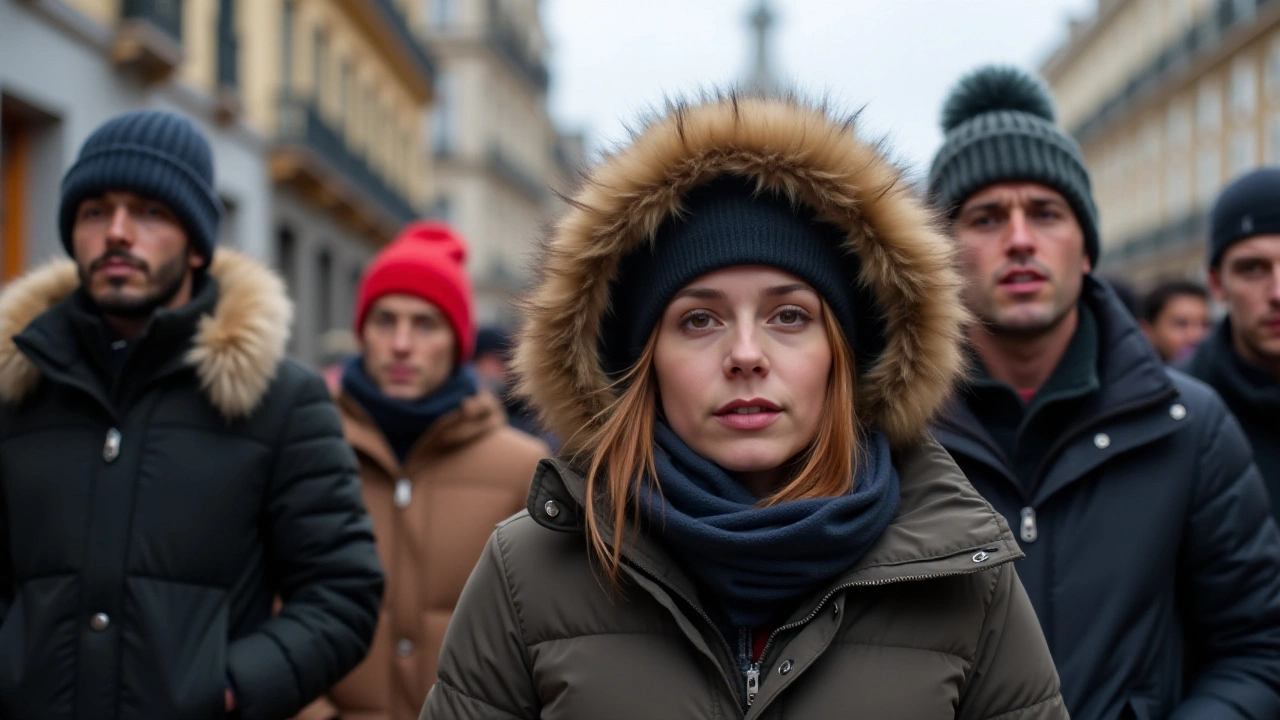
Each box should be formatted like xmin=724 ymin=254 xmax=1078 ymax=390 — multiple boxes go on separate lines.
xmin=1269 ymin=115 xmax=1280 ymax=164
xmin=1230 ymin=130 xmax=1257 ymax=176
xmin=432 ymin=194 xmax=452 ymax=223
xmin=1 ymin=112 xmax=30 ymax=282
xmin=1198 ymin=79 xmax=1222 ymax=133
xmin=432 ymin=0 xmax=457 ymax=29
xmin=1166 ymin=164 xmax=1191 ymax=220
xmin=340 ymin=59 xmax=353 ymax=130
xmin=1268 ymin=36 xmax=1280 ymax=97
xmin=317 ymin=248 xmax=333 ymax=331
xmin=432 ymin=71 xmax=457 ymax=155
xmin=312 ymin=28 xmax=328 ymax=101
xmin=1234 ymin=0 xmax=1257 ymax=24
xmin=217 ymin=195 xmax=238 ymax=248
xmin=1196 ymin=144 xmax=1221 ymax=206
xmin=1230 ymin=56 xmax=1258 ymax=118
xmin=281 ymin=1 xmax=295 ymax=90
xmin=1167 ymin=99 xmax=1192 ymax=147
xmin=277 ymin=226 xmax=297 ymax=293
xmin=361 ymin=84 xmax=374 ymax=153
xmin=1171 ymin=0 xmax=1192 ymax=29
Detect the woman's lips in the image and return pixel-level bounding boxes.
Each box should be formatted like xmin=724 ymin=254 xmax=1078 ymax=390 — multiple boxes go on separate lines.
xmin=714 ymin=409 xmax=781 ymax=430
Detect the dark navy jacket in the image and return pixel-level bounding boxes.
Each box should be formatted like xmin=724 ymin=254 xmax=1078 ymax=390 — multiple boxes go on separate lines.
xmin=935 ymin=278 xmax=1280 ymax=720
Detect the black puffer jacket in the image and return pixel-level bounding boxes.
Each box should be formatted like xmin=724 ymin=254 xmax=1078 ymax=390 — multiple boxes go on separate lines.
xmin=0 ymin=251 xmax=384 ymax=720
xmin=1183 ymin=319 xmax=1280 ymax=519
xmin=935 ymin=278 xmax=1280 ymax=720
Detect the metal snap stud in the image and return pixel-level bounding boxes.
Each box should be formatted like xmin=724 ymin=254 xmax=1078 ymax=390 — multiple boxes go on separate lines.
xmin=544 ymin=500 xmax=560 ymax=518
xmin=1169 ymin=404 xmax=1187 ymax=421
xmin=1094 ymin=433 xmax=1111 ymax=450
xmin=778 ymin=660 xmax=794 ymax=675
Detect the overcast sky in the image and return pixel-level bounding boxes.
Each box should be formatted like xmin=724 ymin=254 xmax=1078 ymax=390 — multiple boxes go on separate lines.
xmin=543 ymin=0 xmax=1096 ymax=179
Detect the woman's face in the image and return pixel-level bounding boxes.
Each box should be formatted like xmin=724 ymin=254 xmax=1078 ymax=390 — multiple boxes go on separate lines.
xmin=653 ymin=266 xmax=833 ymax=493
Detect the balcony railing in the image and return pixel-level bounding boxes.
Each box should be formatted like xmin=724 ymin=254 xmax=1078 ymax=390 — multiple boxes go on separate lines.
xmin=278 ymin=93 xmax=419 ymax=225
xmin=122 ymin=0 xmax=182 ymax=42
xmin=216 ymin=0 xmax=237 ymax=89
xmin=486 ymin=0 xmax=550 ymax=91
xmin=1071 ymin=0 xmax=1276 ymax=143
xmin=487 ymin=145 xmax=546 ymax=202
xmin=371 ymin=0 xmax=438 ymax=84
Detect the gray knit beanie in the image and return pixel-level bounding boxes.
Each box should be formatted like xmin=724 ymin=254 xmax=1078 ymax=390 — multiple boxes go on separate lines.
xmin=59 ymin=110 xmax=223 ymax=260
xmin=928 ymin=66 xmax=1099 ymax=266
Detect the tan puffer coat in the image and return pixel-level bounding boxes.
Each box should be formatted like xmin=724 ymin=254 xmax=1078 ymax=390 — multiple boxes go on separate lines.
xmin=420 ymin=93 xmax=1068 ymax=719
xmin=299 ymin=390 xmax=548 ymax=720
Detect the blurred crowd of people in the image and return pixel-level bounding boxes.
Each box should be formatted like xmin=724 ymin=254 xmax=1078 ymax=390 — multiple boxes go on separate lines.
xmin=0 ymin=64 xmax=1278 ymax=720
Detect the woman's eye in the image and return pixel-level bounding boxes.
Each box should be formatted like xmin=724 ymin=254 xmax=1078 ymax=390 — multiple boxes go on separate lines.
xmin=773 ymin=307 xmax=811 ymax=326
xmin=682 ymin=311 xmax=715 ymax=330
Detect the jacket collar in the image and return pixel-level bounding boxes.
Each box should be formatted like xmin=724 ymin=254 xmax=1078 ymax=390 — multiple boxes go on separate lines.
xmin=527 ymin=434 xmax=1022 ymax=619
xmin=937 ymin=276 xmax=1179 ymax=501
xmin=0 ymin=250 xmax=293 ymax=419
xmin=1184 ymin=319 xmax=1280 ymax=420
xmin=336 ymin=388 xmax=504 ymax=477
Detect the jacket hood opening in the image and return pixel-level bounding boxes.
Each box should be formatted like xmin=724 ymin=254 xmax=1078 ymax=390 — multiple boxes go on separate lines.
xmin=515 ymin=90 xmax=969 ymax=455
xmin=0 ymin=249 xmax=294 ymax=418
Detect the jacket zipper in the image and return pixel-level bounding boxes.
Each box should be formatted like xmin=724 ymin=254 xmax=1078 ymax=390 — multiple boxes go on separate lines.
xmin=745 ymin=663 xmax=760 ymax=706
xmin=630 ymin=552 xmax=1015 ymax=710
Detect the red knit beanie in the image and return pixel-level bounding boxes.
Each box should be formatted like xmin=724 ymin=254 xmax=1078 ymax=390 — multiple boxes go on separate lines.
xmin=354 ymin=221 xmax=476 ymax=364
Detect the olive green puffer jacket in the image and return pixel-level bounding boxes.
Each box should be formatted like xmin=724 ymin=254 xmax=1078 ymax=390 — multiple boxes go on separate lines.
xmin=422 ymin=439 xmax=1064 ymax=719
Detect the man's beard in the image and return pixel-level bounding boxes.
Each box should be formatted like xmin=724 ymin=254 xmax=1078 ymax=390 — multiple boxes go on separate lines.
xmin=79 ymin=249 xmax=191 ymax=318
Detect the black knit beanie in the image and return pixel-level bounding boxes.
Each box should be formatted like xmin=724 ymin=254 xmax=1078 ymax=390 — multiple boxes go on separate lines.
xmin=59 ymin=110 xmax=222 ymax=260
xmin=600 ymin=176 xmax=883 ymax=377
xmin=1209 ymin=167 xmax=1280 ymax=267
xmin=928 ymin=66 xmax=1099 ymax=266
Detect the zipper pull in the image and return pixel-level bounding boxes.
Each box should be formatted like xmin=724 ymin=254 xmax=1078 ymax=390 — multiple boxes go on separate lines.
xmin=394 ymin=478 xmax=412 ymax=508
xmin=745 ymin=663 xmax=760 ymax=706
xmin=1020 ymin=506 xmax=1038 ymax=543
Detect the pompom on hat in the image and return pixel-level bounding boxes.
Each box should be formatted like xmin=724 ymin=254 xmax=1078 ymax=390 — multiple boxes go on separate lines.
xmin=928 ymin=65 xmax=1099 ymax=266
xmin=354 ymin=221 xmax=476 ymax=365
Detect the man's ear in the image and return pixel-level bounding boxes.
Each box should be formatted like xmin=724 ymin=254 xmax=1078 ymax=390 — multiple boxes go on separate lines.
xmin=186 ymin=241 xmax=208 ymax=271
xmin=1082 ymin=251 xmax=1093 ymax=275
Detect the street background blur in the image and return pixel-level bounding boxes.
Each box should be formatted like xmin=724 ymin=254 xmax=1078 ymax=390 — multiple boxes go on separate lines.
xmin=1 ymin=0 xmax=1269 ymax=365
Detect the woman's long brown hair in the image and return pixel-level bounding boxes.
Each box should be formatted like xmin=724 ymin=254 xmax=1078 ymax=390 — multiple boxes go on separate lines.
xmin=578 ymin=300 xmax=861 ymax=583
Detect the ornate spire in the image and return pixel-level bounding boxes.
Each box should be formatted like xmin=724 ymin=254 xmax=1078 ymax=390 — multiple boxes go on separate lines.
xmin=745 ymin=0 xmax=781 ymax=93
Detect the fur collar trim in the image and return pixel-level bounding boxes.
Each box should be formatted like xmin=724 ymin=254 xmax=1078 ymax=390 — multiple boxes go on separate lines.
xmin=514 ymin=92 xmax=968 ymax=452
xmin=0 ymin=249 xmax=294 ymax=418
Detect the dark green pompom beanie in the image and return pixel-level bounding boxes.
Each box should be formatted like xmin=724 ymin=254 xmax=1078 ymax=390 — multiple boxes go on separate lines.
xmin=928 ymin=65 xmax=1099 ymax=266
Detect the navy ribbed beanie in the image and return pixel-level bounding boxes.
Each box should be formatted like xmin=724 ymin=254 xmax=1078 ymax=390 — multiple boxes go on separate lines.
xmin=59 ymin=110 xmax=222 ymax=259
xmin=600 ymin=176 xmax=882 ymax=377
xmin=1209 ymin=167 xmax=1280 ymax=267
xmin=928 ymin=66 xmax=1099 ymax=266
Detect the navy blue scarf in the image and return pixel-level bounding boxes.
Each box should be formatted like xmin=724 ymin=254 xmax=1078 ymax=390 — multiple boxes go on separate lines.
xmin=342 ymin=355 xmax=479 ymax=463
xmin=641 ymin=422 xmax=899 ymax=630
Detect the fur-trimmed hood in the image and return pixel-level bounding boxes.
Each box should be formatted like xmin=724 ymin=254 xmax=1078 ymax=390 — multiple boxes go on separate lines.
xmin=0 ymin=249 xmax=294 ymax=418
xmin=515 ymin=93 xmax=968 ymax=453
